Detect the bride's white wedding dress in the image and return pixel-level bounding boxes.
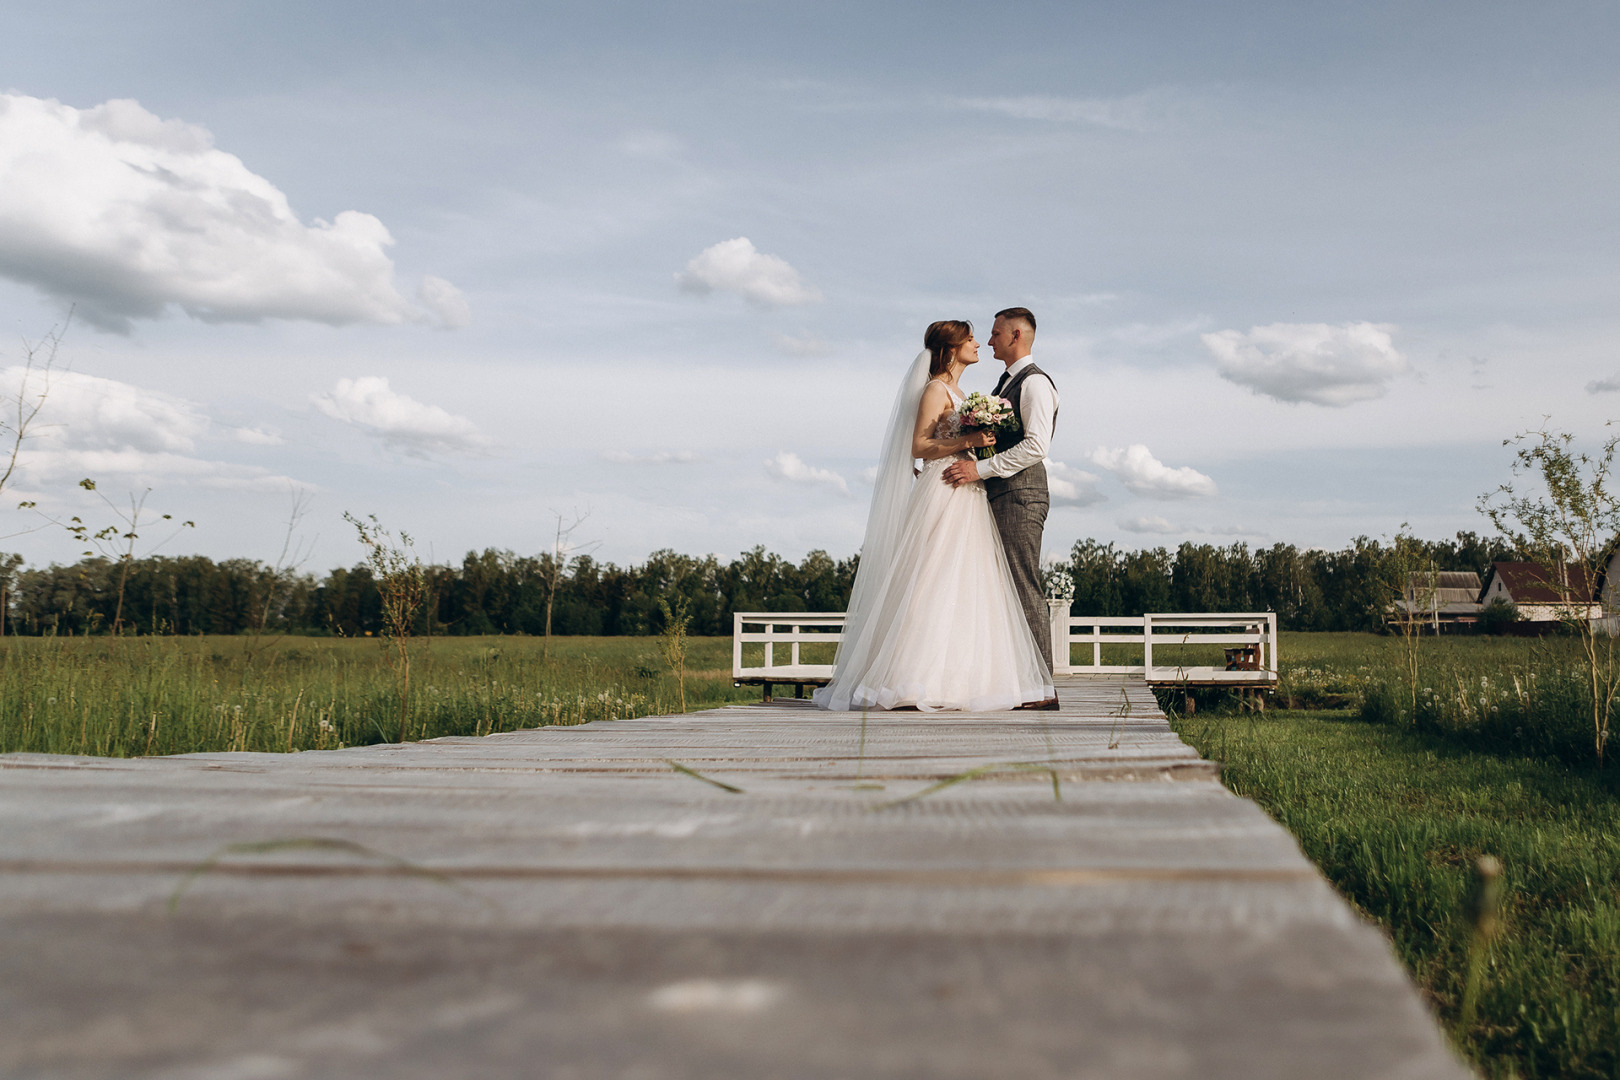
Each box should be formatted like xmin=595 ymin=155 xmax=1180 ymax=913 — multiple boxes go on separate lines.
xmin=815 ymin=365 xmax=1054 ymax=712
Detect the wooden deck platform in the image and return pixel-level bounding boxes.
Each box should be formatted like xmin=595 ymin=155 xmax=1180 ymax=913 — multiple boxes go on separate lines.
xmin=0 ymin=677 xmax=1466 ymax=1078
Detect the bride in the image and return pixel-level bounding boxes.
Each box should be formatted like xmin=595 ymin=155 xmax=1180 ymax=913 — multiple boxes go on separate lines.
xmin=814 ymin=321 xmax=1055 ymax=712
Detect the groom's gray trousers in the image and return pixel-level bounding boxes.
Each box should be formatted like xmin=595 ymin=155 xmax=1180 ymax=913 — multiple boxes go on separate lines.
xmin=985 ymin=464 xmax=1053 ymax=675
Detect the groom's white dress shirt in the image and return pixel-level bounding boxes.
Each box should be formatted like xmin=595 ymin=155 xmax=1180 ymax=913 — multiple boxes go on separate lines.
xmin=974 ymin=355 xmax=1058 ymax=488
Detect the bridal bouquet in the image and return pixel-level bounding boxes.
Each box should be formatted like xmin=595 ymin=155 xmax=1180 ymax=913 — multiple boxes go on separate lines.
xmin=957 ymin=392 xmax=1021 ymax=460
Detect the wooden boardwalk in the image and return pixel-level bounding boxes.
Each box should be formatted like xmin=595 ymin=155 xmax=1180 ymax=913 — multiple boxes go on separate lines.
xmin=0 ymin=676 xmax=1468 ymax=1079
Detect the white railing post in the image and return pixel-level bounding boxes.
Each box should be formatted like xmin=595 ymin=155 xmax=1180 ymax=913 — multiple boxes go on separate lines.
xmin=733 ymin=613 xmax=744 ymax=680
xmin=791 ymin=624 xmax=801 ymax=669
xmin=1046 ymin=599 xmax=1071 ymax=674
xmin=1142 ymin=613 xmax=1154 ymax=676
xmin=1268 ymin=612 xmax=1279 ymax=676
xmin=764 ymin=622 xmax=774 ymax=671
xmin=1092 ymin=622 xmax=1101 ymax=668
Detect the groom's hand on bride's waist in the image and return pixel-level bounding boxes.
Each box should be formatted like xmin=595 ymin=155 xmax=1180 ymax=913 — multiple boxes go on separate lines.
xmin=942 ymin=460 xmax=980 ymax=487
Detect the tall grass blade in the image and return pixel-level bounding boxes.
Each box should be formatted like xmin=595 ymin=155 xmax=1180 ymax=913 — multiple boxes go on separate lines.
xmin=875 ymin=761 xmax=1062 ymax=810
xmin=167 ymin=836 xmax=486 ymax=912
xmin=664 ymin=759 xmax=744 ymax=793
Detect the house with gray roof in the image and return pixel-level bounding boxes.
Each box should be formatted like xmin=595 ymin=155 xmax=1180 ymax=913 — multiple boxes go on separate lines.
xmin=1390 ymin=571 xmax=1482 ymax=631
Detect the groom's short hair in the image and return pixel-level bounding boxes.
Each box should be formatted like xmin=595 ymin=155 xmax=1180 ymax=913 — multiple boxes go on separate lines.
xmin=995 ymin=307 xmax=1037 ymax=334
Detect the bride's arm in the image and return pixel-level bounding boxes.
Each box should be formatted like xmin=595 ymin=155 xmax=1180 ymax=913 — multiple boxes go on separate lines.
xmin=911 ymin=383 xmax=995 ymax=461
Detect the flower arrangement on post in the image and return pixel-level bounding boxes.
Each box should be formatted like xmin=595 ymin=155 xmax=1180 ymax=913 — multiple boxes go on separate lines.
xmin=1043 ymin=567 xmax=1076 ymax=602
xmin=956 ymin=392 xmax=1021 ymax=460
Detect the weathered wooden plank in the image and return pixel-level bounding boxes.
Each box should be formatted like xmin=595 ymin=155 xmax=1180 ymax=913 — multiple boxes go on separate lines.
xmin=0 ymin=675 xmax=1468 ymax=1079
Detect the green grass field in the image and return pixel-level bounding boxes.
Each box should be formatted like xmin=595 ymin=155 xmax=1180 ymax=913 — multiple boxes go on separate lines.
xmin=1175 ymin=707 xmax=1620 ymax=1079
xmin=4 ymin=627 xmax=1578 ymax=761
xmin=1059 ymin=629 xmax=1590 ymax=701
xmin=1274 ymin=630 xmax=1588 ymax=702
xmin=7 ymin=627 xmax=1618 ymax=1076
xmin=0 ymin=634 xmax=756 ymax=757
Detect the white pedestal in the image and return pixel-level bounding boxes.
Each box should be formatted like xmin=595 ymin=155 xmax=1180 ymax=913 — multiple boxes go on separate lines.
xmin=1046 ymin=598 xmax=1072 ymax=674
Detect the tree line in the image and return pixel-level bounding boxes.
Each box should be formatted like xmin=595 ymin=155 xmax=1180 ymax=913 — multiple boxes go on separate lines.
xmin=0 ymin=547 xmax=858 ymax=638
xmin=1064 ymin=531 xmax=1516 ymax=631
xmin=0 ymin=531 xmax=1517 ymax=637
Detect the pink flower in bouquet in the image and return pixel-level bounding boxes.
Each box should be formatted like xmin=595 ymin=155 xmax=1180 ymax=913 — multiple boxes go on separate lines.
xmin=956 ymin=391 xmax=1021 ymax=459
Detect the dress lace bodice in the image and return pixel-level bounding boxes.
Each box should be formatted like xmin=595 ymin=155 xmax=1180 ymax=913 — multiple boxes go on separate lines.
xmin=929 ymin=379 xmax=966 ymax=440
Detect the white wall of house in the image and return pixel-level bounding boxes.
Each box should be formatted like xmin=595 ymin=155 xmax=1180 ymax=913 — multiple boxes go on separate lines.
xmin=1604 ymin=550 xmax=1620 ymax=611
xmin=1517 ymin=603 xmax=1603 ymax=622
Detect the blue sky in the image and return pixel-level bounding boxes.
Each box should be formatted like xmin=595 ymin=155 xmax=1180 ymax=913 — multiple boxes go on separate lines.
xmin=2 ymin=1 xmax=1618 ymax=571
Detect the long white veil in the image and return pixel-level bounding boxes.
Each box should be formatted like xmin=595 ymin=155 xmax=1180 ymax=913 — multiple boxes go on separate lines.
xmin=827 ymin=349 xmax=930 ymax=674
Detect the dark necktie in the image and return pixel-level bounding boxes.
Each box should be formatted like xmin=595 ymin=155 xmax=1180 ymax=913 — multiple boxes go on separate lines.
xmin=993 ymin=371 xmax=1011 ymax=398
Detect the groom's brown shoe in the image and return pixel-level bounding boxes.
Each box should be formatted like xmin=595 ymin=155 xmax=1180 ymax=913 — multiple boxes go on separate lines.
xmin=1015 ymin=697 xmax=1060 ymax=711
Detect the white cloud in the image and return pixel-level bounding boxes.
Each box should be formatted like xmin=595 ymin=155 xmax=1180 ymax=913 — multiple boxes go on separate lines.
xmin=1587 ymin=375 xmax=1620 ymax=394
xmin=0 ymin=94 xmax=461 ymax=331
xmin=955 ymin=90 xmax=1165 ymax=131
xmin=1120 ymin=515 xmax=1177 ymax=535
xmin=774 ymin=330 xmax=832 ymax=356
xmin=1046 ymin=461 xmax=1107 ymax=506
xmin=231 ymin=426 xmax=284 ymax=446
xmin=1 ymin=367 xmax=302 ymax=491
xmin=417 ymin=276 xmax=471 ymax=329
xmin=16 ymin=367 xmax=205 ymax=453
xmin=602 ymin=449 xmax=701 ymax=465
xmin=15 ymin=449 xmax=301 ymax=492
xmin=1105 ymin=318 xmax=1209 ymax=348
xmin=1202 ymin=321 xmax=1406 ymax=406
xmin=1116 ymin=517 xmax=1268 ymax=539
xmin=1203 ymin=524 xmax=1269 ymax=539
xmin=618 ymin=131 xmax=683 ymax=158
xmin=764 ymin=450 xmax=847 ymax=494
xmin=676 ymin=238 xmax=821 ymax=307
xmin=312 ymin=377 xmax=491 ymax=456
xmin=1089 ymin=445 xmax=1218 ymax=499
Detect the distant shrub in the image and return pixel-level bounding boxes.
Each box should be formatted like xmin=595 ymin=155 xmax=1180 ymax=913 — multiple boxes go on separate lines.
xmin=1477 ymin=598 xmax=1520 ymax=635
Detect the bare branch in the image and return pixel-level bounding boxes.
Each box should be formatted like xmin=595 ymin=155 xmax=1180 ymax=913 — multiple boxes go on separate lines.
xmin=0 ymin=308 xmax=71 ymax=500
xmin=242 ymin=486 xmax=318 ymax=662
xmin=541 ymin=507 xmax=598 ymax=663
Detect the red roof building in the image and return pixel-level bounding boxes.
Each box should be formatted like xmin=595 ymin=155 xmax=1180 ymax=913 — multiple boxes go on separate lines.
xmin=1479 ymin=562 xmax=1601 ymax=623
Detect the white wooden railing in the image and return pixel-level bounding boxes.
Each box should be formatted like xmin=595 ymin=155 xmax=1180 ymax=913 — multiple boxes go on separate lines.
xmin=732 ymin=608 xmax=1279 ymax=689
xmin=1055 ymin=609 xmax=1278 ymax=685
xmin=732 ymin=613 xmax=843 ymax=690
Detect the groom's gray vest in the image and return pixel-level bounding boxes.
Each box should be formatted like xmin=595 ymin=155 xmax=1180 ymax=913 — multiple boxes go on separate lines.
xmin=983 ymin=363 xmax=1057 ymax=498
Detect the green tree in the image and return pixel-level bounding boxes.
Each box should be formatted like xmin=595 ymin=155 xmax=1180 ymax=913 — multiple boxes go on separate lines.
xmin=1481 ymin=424 xmax=1620 ymax=764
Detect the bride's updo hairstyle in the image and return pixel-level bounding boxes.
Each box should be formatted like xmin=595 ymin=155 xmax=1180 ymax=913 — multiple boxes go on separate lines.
xmin=924 ymin=320 xmax=973 ymax=377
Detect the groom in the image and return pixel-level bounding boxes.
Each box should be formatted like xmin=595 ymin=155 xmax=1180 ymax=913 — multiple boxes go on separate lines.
xmin=943 ymin=307 xmax=1060 ymax=708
